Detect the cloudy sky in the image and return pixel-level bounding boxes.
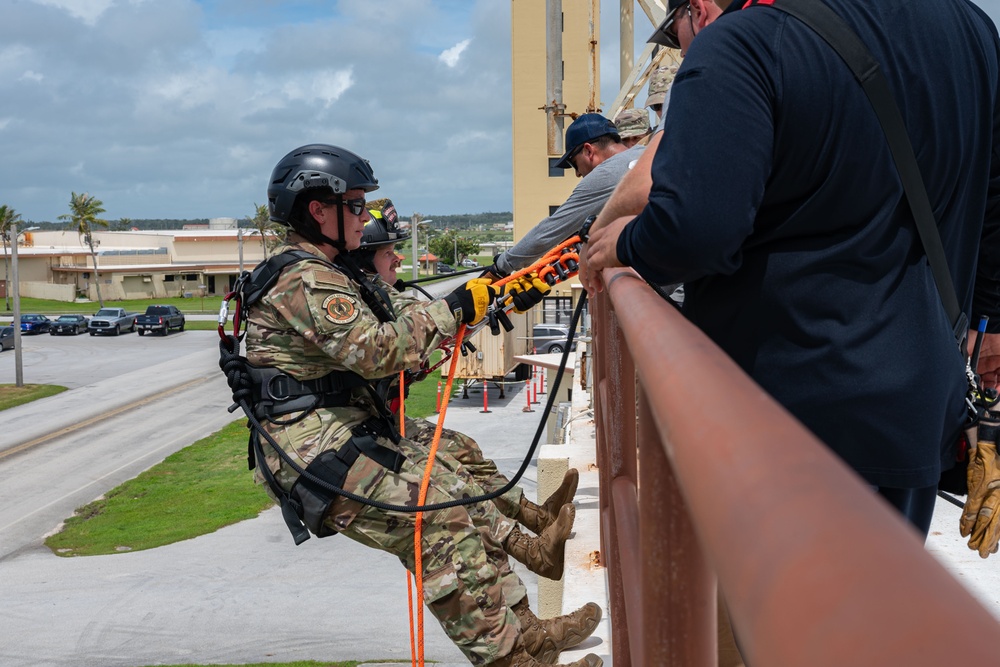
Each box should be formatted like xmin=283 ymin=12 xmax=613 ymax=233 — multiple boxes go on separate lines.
xmin=4 ymin=0 xmax=1000 ymax=224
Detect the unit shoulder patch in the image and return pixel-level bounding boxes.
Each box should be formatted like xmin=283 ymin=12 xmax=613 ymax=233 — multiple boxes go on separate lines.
xmin=308 ymin=268 xmax=351 ymax=290
xmin=323 ymin=293 xmax=360 ymax=325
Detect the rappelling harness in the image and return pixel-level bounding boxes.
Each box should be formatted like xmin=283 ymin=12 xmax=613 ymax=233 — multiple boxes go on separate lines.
xmin=219 ymin=248 xmax=408 ymax=544
xmin=218 ymin=235 xmax=591 ymax=546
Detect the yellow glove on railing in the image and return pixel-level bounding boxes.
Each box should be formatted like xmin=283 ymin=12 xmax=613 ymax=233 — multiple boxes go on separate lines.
xmin=444 ymin=278 xmax=497 ymax=325
xmin=962 ymin=420 xmax=1000 ymax=558
xmin=504 ymin=273 xmax=551 ymax=314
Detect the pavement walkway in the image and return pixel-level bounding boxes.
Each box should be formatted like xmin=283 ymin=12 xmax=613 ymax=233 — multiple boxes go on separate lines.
xmin=0 ymin=367 xmax=576 ymax=667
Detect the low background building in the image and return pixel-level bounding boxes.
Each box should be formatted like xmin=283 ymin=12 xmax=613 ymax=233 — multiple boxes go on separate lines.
xmin=1 ymin=226 xmax=275 ymax=303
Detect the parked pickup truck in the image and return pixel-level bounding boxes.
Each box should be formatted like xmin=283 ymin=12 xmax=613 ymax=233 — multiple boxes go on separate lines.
xmin=136 ymin=305 xmax=186 ymax=336
xmin=88 ymin=308 xmax=138 ymax=336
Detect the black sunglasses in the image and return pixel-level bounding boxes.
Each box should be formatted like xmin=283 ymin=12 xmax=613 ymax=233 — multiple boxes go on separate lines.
xmin=650 ymin=1 xmax=690 ymax=50
xmin=323 ymin=197 xmax=367 ymax=215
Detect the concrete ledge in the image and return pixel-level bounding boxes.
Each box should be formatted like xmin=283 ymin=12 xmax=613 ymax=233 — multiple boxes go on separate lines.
xmin=536 ymin=369 xmax=612 ymax=664
xmin=559 ymin=464 xmax=612 ymax=665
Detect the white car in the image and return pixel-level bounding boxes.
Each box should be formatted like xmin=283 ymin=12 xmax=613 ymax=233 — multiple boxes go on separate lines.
xmin=460 ymin=258 xmax=479 ymax=268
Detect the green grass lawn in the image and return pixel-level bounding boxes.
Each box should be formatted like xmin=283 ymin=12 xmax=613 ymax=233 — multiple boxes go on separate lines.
xmin=2 ymin=295 xmax=224 ymax=317
xmin=0 ymin=384 xmax=68 ymax=411
xmin=44 ymin=419 xmax=274 ymax=557
xmin=135 ymin=661 xmax=385 ymax=667
xmin=44 ymin=359 xmax=452 ymax=557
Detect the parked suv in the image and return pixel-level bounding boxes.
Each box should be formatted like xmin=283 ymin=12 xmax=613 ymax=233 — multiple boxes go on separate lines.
xmin=532 ymin=324 xmax=576 ymax=354
xmin=460 ymin=258 xmax=479 ymax=268
xmin=436 ymin=262 xmax=456 ymax=274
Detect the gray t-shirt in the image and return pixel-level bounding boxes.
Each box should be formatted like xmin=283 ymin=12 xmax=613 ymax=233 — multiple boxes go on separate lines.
xmin=496 ymin=143 xmax=645 ymax=274
xmin=655 ymin=88 xmax=672 ymax=132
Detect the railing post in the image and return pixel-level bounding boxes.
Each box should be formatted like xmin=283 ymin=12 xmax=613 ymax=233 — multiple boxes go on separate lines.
xmin=591 ymin=290 xmax=634 ymax=666
xmin=638 ymin=388 xmax=715 ymax=666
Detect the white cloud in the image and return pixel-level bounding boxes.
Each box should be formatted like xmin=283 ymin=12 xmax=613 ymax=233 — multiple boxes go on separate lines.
xmin=278 ymin=69 xmax=354 ymax=109
xmin=439 ymin=39 xmax=471 ymax=68
xmin=0 ymin=0 xmax=516 ymax=221
xmin=31 ymin=0 xmax=116 ymax=25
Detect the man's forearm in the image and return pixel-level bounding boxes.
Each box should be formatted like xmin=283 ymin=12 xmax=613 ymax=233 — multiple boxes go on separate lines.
xmin=593 ymin=133 xmax=660 ymax=231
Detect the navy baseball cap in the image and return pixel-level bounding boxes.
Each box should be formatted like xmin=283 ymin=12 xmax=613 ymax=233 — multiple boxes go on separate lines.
xmin=555 ymin=113 xmax=620 ymax=169
xmin=648 ymin=0 xmax=689 ymax=49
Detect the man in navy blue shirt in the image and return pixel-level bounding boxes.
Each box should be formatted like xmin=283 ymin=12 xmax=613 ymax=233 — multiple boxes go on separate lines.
xmin=584 ymin=0 xmax=1000 ymax=538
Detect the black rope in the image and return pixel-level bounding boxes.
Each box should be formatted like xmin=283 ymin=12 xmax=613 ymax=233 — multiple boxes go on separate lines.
xmin=218 ymin=293 xmax=587 ymax=513
xmin=937 ymin=490 xmax=965 ymax=509
xmin=400 ymin=265 xmax=483 ymax=286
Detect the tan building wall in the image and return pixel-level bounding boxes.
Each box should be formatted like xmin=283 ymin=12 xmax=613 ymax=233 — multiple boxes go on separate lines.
xmin=511 ymin=0 xmax=598 ymax=297
xmin=0 ymin=229 xmax=266 ymax=304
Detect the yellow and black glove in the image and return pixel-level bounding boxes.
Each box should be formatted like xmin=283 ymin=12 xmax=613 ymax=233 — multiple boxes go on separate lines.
xmin=504 ymin=273 xmax=551 ymax=314
xmin=961 ymin=417 xmax=1000 ymax=558
xmin=444 ymin=278 xmax=498 ymax=325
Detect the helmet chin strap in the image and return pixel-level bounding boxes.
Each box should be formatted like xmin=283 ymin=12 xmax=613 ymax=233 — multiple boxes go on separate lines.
xmin=332 ymin=195 xmax=348 ymax=253
xmin=299 ymin=194 xmax=347 ymax=252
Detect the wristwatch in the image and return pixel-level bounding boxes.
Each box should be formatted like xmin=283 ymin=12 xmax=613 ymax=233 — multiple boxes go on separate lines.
xmin=579 ymin=214 xmax=597 ymax=243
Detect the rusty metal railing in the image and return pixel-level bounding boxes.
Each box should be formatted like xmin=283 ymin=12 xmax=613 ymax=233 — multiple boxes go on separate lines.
xmin=589 ymin=268 xmax=1000 ymax=667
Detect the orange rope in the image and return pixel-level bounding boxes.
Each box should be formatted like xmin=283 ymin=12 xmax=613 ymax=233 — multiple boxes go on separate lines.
xmin=407 ymin=238 xmax=580 ymax=664
xmin=497 ymin=235 xmax=582 ymax=288
xmin=399 ymin=370 xmax=417 ymax=666
xmin=407 ymin=572 xmax=417 ymax=666
xmin=412 ymin=324 xmax=467 ymax=667
xmin=399 ymin=370 xmax=407 ymax=437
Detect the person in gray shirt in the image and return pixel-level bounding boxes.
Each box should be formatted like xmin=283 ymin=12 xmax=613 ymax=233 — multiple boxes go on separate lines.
xmin=490 ymin=113 xmax=644 ymax=277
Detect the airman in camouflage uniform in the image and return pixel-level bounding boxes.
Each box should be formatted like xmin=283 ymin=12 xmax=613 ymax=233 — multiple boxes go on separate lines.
xmin=352 ymin=201 xmax=579 ymax=533
xmin=644 ymin=64 xmax=679 ymax=122
xmin=241 ymin=144 xmax=602 ymax=667
xmin=612 ymin=108 xmax=652 ymax=148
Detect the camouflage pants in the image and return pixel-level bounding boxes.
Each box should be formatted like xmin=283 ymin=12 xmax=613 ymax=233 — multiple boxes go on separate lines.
xmin=403 ymin=416 xmax=524 ymax=520
xmin=324 ymin=436 xmax=526 ymax=665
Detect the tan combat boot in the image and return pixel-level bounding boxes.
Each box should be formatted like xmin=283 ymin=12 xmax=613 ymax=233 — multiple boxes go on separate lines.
xmin=504 ymin=503 xmax=575 ymax=580
xmin=512 ymin=597 xmax=603 ymax=664
xmin=517 ymin=469 xmax=580 ymax=535
xmin=490 ymin=638 xmax=603 ymax=667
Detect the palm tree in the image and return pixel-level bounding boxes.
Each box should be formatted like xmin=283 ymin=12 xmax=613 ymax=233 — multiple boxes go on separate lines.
xmin=59 ymin=192 xmax=109 ymax=307
xmin=249 ymin=203 xmax=283 ymax=259
xmin=0 ymin=205 xmax=23 ymax=310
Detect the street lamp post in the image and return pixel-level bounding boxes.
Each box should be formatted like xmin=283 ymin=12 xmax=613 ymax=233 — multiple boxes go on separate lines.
xmin=10 ymin=223 xmax=39 ymax=388
xmin=238 ymin=226 xmax=245 ymax=275
xmin=11 ymin=221 xmax=22 ymax=387
xmin=237 ymin=226 xmax=262 ymax=276
xmin=411 ymin=215 xmax=419 ymax=282
xmin=414 ymin=220 xmax=433 ymax=275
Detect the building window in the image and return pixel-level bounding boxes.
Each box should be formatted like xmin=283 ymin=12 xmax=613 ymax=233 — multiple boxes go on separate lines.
xmin=184 ymin=274 xmax=198 ymax=280
xmin=549 ymin=205 xmax=560 ymax=216
xmin=548 ymin=158 xmax=565 ymax=178
xmin=164 ymin=275 xmax=175 ymax=282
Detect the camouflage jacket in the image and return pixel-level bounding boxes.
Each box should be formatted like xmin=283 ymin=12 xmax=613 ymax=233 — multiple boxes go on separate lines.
xmin=245 ymin=236 xmax=457 ymax=489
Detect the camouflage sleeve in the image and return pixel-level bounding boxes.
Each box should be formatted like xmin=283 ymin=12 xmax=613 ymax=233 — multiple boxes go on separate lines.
xmin=277 ymin=263 xmax=457 ymax=379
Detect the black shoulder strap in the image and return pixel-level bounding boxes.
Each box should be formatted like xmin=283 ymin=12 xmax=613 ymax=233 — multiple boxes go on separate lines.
xmin=243 ymin=249 xmax=323 ymax=309
xmin=334 ymin=253 xmax=397 ymax=323
xmin=748 ymin=0 xmax=968 ymax=347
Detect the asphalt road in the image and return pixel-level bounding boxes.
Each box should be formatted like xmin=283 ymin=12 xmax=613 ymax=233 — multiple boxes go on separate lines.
xmin=0 ymin=326 xmax=218 ymax=388
xmin=0 ymin=324 xmax=539 ymax=666
xmin=0 ymin=330 xmax=234 ymax=560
